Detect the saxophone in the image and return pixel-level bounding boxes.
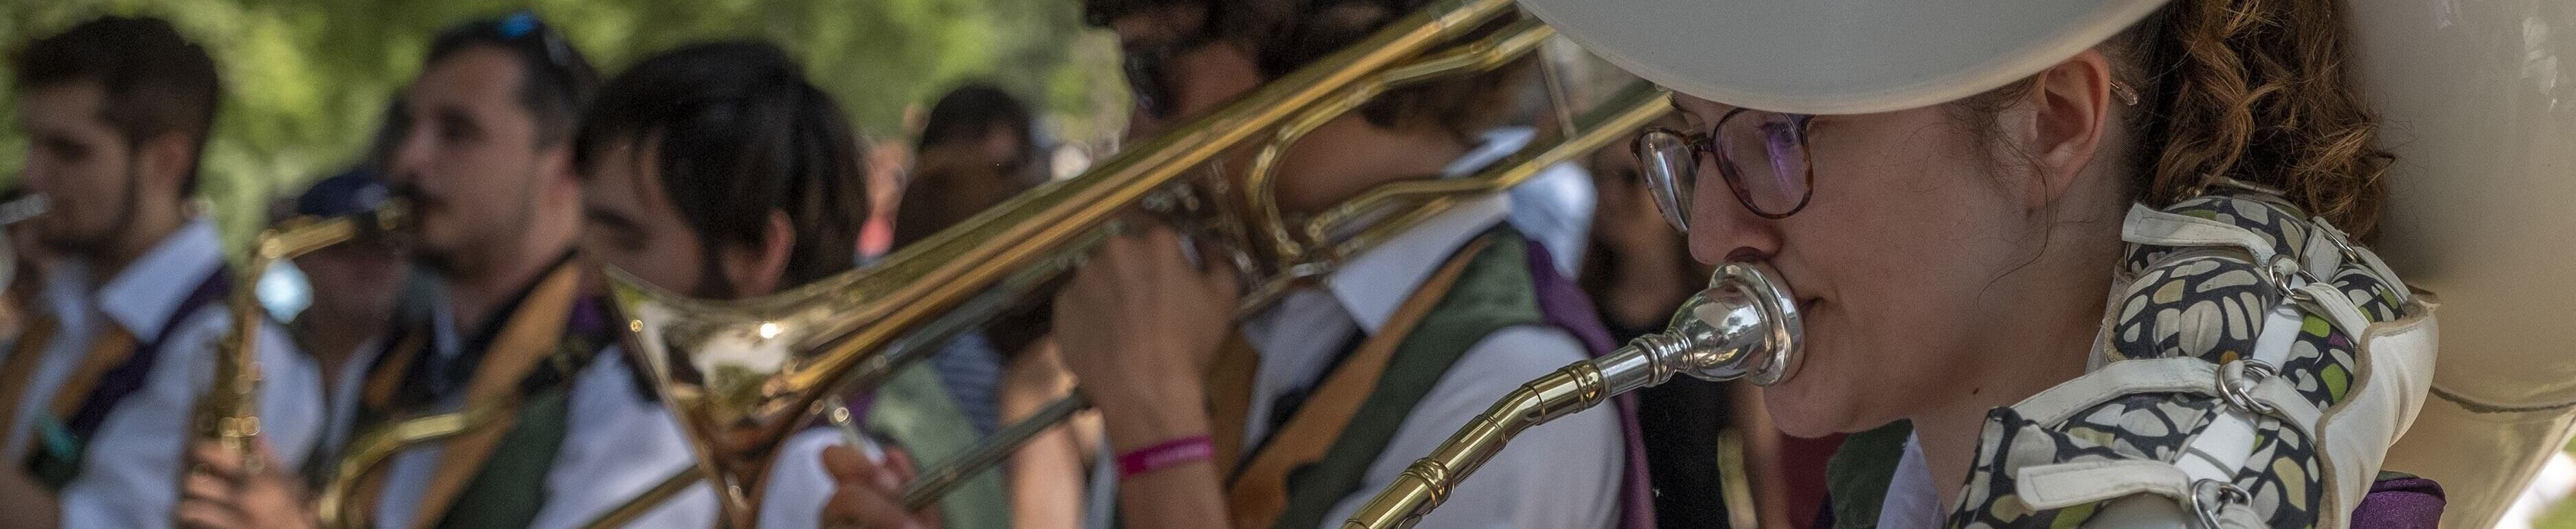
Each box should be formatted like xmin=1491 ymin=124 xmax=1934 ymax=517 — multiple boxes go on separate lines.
xmin=190 ymin=199 xmax=407 ymax=477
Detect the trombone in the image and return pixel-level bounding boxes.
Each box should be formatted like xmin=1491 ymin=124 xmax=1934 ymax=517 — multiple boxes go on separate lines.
xmin=570 ymin=0 xmax=1676 ymax=526
xmin=190 ymin=199 xmax=407 ymax=482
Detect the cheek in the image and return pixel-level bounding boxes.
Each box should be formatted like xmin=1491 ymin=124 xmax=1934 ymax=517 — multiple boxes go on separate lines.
xmin=1761 ymin=124 xmax=2026 ymax=431
xmin=626 ymin=235 xmax=708 ymax=294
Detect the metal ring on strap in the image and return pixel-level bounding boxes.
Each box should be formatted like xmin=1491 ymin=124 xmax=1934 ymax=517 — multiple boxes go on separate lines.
xmin=2218 ymin=359 xmax=2281 ymax=416
xmin=2187 ymin=478 xmax=2252 ymax=529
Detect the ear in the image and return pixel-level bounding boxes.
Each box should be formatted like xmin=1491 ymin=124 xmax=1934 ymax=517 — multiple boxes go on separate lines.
xmin=720 ymin=211 xmax=798 ymax=297
xmin=133 ymin=133 xmax=197 ymax=200
xmin=536 ymin=142 xmax=585 ymax=205
xmin=2013 ymin=49 xmax=2119 ymax=210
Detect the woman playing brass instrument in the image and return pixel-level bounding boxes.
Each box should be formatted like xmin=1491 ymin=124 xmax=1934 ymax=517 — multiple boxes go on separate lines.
xmin=1506 ymin=0 xmax=2440 ymax=526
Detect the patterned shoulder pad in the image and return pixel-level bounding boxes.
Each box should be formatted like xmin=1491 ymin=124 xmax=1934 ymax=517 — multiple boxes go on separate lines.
xmin=1946 ymin=192 xmax=2437 ymax=529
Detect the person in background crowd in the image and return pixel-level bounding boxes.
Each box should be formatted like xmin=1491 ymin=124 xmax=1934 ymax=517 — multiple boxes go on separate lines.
xmin=271 ymin=167 xmax=433 ymax=487
xmin=892 ymin=82 xmax=1092 ymax=529
xmin=1 ymin=16 xmax=323 ymax=529
xmin=896 ymin=82 xmax=1050 ymax=439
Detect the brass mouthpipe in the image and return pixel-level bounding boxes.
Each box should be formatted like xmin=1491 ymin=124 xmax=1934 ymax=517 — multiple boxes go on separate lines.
xmin=1341 ymin=261 xmax=1803 ymax=528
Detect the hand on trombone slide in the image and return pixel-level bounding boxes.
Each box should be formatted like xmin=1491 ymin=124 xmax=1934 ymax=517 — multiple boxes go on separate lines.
xmin=818 ymin=443 xmax=940 ymax=529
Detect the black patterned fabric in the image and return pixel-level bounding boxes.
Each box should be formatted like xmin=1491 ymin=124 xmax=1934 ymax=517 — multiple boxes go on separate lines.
xmin=1945 ymin=192 xmax=2416 ymax=528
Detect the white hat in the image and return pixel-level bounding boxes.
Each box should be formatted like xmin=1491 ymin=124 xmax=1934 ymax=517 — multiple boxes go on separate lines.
xmin=1515 ymin=0 xmax=2173 ymax=115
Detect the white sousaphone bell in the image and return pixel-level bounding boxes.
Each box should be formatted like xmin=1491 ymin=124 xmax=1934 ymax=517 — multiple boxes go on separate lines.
xmin=1512 ymin=0 xmax=2576 ymax=526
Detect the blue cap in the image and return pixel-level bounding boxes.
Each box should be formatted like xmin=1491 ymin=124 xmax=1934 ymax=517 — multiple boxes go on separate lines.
xmin=295 ymin=167 xmax=391 ymax=218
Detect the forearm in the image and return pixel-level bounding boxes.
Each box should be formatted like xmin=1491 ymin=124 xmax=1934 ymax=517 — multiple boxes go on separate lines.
xmin=1006 ymin=425 xmax=1087 ymax=529
xmin=0 ymin=471 xmax=62 ymax=529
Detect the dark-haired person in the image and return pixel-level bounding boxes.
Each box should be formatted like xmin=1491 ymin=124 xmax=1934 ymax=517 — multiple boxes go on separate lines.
xmin=177 ymin=12 xmax=699 ymax=529
xmin=0 ymin=16 xmax=324 ymax=529
xmin=888 ymin=83 xmax=1092 ymax=529
xmin=569 ymin=41 xmax=1012 ymax=529
xmin=1037 ymin=1 xmax=1639 ymax=528
xmin=894 ymin=83 xmax=1046 ymax=440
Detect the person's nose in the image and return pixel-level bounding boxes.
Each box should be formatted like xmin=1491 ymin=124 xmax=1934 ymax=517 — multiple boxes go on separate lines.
xmin=1687 ymin=177 xmax=1783 ymax=266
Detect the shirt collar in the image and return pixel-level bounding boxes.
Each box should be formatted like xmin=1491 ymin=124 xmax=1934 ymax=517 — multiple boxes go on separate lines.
xmin=1314 ymin=130 xmax=1533 ymax=335
xmin=57 ymin=216 xmax=226 ymax=338
xmin=1321 ymin=190 xmax=1513 ymax=335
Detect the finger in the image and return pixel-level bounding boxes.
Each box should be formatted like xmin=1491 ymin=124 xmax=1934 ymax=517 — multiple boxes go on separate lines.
xmin=182 ymin=472 xmax=234 ymax=503
xmin=188 ymin=442 xmax=245 ymax=479
xmin=820 ymin=444 xmax=879 ymax=484
xmin=883 ymin=447 xmax=920 ymax=486
xmin=819 ymin=483 xmax=922 ymax=529
xmin=174 ymin=499 xmax=244 ymax=529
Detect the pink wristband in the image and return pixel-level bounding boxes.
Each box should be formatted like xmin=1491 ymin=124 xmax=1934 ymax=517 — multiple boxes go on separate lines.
xmin=1117 ymin=436 xmax=1214 ymax=478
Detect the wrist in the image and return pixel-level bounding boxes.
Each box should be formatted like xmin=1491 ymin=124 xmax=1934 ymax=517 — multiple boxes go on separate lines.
xmin=1093 ymin=383 xmax=1212 ymax=454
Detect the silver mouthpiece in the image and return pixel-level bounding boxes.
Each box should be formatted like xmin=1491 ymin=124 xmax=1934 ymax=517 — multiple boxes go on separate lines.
xmin=0 ymin=193 xmax=48 ymax=226
xmin=1592 ymin=260 xmax=1805 ymax=396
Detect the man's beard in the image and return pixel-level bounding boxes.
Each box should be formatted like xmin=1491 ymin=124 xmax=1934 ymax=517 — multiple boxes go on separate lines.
xmin=39 ymin=165 xmax=142 ymax=258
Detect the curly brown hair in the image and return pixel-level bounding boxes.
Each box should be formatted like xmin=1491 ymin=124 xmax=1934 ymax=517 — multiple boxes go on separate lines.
xmin=1970 ymin=0 xmax=2394 ymax=239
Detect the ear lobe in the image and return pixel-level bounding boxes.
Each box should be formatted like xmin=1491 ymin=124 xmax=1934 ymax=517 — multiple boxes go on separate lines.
xmin=137 ymin=133 xmax=196 ymax=196
xmin=2024 ymin=50 xmax=2118 ymax=208
xmin=723 ymin=212 xmax=799 ymax=297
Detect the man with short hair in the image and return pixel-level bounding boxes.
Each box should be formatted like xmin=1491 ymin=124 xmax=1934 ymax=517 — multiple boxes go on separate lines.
xmin=178 ymin=12 xmax=699 ymax=529
xmin=571 ymin=40 xmax=933 ymax=529
xmin=1 ymin=16 xmax=322 ymax=529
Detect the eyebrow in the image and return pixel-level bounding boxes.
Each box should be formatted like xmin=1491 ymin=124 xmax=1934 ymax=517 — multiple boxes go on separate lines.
xmin=584 ymin=207 xmax=644 ymax=236
xmin=436 ymin=105 xmax=481 ymax=136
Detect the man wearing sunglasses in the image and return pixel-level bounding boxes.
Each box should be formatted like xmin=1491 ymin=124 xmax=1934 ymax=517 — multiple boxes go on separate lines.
xmin=174 ymin=13 xmax=709 ymax=529
xmin=1038 ymin=1 xmax=1641 ymax=528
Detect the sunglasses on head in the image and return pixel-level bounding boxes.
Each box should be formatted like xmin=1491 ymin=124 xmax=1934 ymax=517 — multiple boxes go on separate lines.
xmin=458 ymin=10 xmax=576 ymax=72
xmin=1121 ymin=33 xmax=1217 ymax=120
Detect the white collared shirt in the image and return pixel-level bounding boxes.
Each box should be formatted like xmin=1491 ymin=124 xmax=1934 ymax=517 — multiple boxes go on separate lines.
xmin=368 ymin=335 xmax=719 ymax=528
xmin=1236 ymin=189 xmax=1623 ymax=529
xmin=1465 ymin=126 xmax=1594 ymax=277
xmin=1 ymin=216 xmax=324 ymax=528
xmin=530 ymin=347 xmax=718 ymax=528
xmin=1877 ymin=433 xmax=1944 ymax=528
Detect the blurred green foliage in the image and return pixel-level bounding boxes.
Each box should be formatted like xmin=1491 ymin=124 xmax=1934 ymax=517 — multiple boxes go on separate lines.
xmin=0 ymin=0 xmax=1126 ymax=249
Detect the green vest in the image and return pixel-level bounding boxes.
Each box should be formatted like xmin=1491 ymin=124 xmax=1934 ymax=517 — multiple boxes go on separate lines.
xmin=436 ymin=386 xmax=572 ymax=529
xmin=868 ymin=361 xmax=1012 ymax=529
xmin=1820 ymin=420 xmax=1913 ymax=529
xmin=1267 ymin=229 xmax=1549 ymax=528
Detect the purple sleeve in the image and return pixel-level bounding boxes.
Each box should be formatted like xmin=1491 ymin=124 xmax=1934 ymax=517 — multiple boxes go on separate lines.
xmin=2351 ymin=475 xmax=2445 ymax=528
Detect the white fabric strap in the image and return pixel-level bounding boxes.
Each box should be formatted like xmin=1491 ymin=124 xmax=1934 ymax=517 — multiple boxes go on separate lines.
xmin=2018 ymin=460 xmax=2191 ymax=510
xmin=2301 ymin=220 xmax=2347 ymax=282
xmin=2306 ymin=216 xmax=2411 ymax=305
xmin=2014 ymin=358 xmax=2217 ymax=425
xmin=2015 ymin=460 xmax=2271 ymax=528
xmin=2121 ymin=204 xmax=2279 ymax=263
xmin=2294 ymin=282 xmax=2374 ymax=338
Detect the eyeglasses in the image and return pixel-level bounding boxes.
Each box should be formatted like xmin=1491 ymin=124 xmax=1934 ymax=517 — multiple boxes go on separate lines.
xmin=1634 ymin=109 xmax=1818 ymax=231
xmin=1121 ymin=34 xmax=1217 ymax=120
